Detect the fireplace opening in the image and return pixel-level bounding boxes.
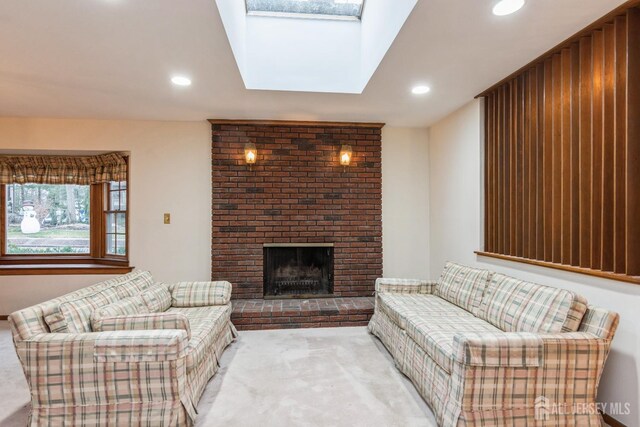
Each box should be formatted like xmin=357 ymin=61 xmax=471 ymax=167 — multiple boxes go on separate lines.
xmin=263 ymin=244 xmax=334 ymax=298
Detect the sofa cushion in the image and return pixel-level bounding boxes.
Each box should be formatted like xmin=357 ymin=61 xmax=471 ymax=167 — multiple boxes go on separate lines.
xmin=168 ymin=305 xmax=232 ymax=372
xmin=477 ymin=273 xmax=588 ymax=333
xmin=435 ymin=262 xmax=491 ymax=316
xmin=43 ymin=271 xmax=141 ymax=333
xmin=140 ymin=284 xmax=172 ymax=313
xmin=378 ymin=293 xmax=471 ymax=329
xmin=170 ymin=281 xmax=232 ymax=307
xmin=405 ymin=315 xmax=501 ymax=374
xmin=91 ymin=296 xmax=149 ymax=331
xmin=113 ymin=271 xmax=154 ymax=298
xmin=54 ymin=271 xmax=154 ymax=333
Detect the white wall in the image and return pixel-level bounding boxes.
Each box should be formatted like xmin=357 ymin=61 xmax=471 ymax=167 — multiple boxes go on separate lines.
xmin=0 ymin=118 xmax=212 ymax=314
xmin=428 ymin=99 xmax=640 ymax=426
xmin=382 ymin=127 xmax=430 ymax=279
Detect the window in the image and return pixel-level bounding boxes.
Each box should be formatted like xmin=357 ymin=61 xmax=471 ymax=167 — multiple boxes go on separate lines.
xmin=245 ymin=0 xmax=365 ymax=20
xmin=0 ymin=152 xmax=131 ymax=274
xmin=105 ymin=181 xmax=127 ymax=256
xmin=6 ymin=184 xmax=90 ymax=254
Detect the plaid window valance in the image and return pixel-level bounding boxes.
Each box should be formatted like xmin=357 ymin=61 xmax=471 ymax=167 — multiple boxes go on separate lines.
xmin=0 ymin=152 xmax=128 ymax=185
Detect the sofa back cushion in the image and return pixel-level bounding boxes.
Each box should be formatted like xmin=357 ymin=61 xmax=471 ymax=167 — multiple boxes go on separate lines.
xmin=91 ymin=296 xmax=149 ymax=331
xmin=140 ymin=284 xmax=172 ymax=313
xmin=435 ymin=262 xmax=491 ymax=316
xmin=50 ymin=271 xmax=154 ymax=333
xmin=477 ymin=273 xmax=588 ymax=333
xmin=42 ymin=272 xmax=141 ymax=333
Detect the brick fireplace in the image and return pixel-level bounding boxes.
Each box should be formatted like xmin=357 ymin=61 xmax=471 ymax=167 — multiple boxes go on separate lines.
xmin=210 ymin=120 xmax=383 ymax=329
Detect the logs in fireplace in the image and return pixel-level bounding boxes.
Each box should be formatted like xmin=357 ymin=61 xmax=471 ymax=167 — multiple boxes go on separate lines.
xmin=263 ymin=244 xmax=334 ymax=298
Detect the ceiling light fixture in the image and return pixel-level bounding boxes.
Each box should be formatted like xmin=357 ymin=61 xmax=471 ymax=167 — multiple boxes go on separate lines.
xmin=492 ymin=0 xmax=525 ymax=16
xmin=171 ymin=76 xmax=192 ymax=86
xmin=412 ymin=85 xmax=431 ymax=95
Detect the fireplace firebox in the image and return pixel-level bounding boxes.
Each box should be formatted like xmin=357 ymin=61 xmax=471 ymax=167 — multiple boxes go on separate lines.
xmin=263 ymin=244 xmax=334 ymax=298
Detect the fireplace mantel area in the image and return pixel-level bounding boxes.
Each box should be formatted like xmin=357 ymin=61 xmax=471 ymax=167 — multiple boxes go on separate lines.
xmin=211 ymin=120 xmax=382 ymax=330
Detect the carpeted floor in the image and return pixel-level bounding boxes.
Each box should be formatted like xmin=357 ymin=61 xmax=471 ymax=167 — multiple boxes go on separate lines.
xmin=0 ymin=322 xmax=436 ymax=426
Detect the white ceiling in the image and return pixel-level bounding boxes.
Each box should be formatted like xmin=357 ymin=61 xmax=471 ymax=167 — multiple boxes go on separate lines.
xmin=0 ymin=0 xmax=627 ymax=127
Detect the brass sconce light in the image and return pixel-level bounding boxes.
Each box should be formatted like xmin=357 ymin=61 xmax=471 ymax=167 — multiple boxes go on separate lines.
xmin=244 ymin=142 xmax=257 ymax=170
xmin=340 ymin=144 xmax=352 ymax=171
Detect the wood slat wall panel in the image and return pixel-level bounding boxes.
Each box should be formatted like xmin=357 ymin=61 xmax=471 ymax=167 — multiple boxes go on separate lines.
xmin=482 ymin=6 xmax=640 ymax=282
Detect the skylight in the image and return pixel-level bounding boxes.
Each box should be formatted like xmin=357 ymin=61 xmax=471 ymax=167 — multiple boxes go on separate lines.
xmin=246 ymin=0 xmax=365 ymax=21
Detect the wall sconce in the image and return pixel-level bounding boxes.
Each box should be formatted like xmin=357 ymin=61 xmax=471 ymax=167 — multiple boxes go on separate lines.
xmin=244 ymin=142 xmax=257 ymax=170
xmin=340 ymin=144 xmax=352 ymax=170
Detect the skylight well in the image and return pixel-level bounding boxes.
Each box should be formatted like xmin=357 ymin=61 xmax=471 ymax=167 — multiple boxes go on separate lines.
xmin=218 ymin=0 xmax=417 ymax=93
xmin=246 ymin=0 xmax=365 ymax=21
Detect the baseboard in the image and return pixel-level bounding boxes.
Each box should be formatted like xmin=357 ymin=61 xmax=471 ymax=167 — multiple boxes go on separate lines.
xmin=603 ymin=413 xmax=628 ymax=427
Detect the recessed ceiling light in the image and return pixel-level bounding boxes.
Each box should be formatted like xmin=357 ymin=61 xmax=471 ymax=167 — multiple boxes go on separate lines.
xmin=492 ymin=0 xmax=525 ymax=16
xmin=412 ymin=85 xmax=431 ymax=95
xmin=171 ymin=76 xmax=192 ymax=86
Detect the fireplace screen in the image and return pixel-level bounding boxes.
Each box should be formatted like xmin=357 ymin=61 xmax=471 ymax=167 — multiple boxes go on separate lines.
xmin=264 ymin=245 xmax=334 ymax=297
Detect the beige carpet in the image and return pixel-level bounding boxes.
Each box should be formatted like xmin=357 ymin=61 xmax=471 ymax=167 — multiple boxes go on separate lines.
xmin=0 ymin=322 xmax=435 ymax=426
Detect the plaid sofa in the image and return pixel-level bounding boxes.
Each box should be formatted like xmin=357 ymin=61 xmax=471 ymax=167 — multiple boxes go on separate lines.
xmin=368 ymin=262 xmax=619 ymax=426
xmin=9 ymin=270 xmax=237 ymax=426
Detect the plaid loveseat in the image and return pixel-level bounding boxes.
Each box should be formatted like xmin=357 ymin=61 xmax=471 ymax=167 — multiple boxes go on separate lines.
xmin=369 ymin=262 xmax=619 ymax=426
xmin=9 ymin=270 xmax=237 ymax=426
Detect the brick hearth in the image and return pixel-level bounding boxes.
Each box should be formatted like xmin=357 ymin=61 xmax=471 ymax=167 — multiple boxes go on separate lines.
xmin=231 ymin=297 xmax=374 ymax=331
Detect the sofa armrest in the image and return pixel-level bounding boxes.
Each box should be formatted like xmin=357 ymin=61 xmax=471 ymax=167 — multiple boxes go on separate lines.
xmin=14 ymin=330 xmax=192 ymax=416
xmin=452 ymin=331 xmax=607 ymax=368
xmin=375 ymin=278 xmax=437 ymax=294
xmin=93 ymin=312 xmax=192 ymax=340
xmin=169 ymin=281 xmax=232 ymax=307
xmin=21 ymin=329 xmax=189 ymax=363
xmin=453 ymin=332 xmax=543 ymax=367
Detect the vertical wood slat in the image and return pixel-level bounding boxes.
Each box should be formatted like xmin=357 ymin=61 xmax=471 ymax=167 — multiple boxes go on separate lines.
xmin=627 ymin=8 xmax=640 ymax=276
xmin=570 ymin=43 xmax=581 ymax=267
xmin=497 ymin=87 xmax=504 ymax=255
xmin=502 ymin=85 xmax=511 ymax=255
xmin=602 ymin=24 xmax=616 ymax=272
xmin=551 ymin=54 xmax=562 ymax=264
xmin=535 ymin=63 xmax=545 ymax=261
xmin=591 ymin=30 xmax=604 ymax=271
xmin=613 ymin=16 xmax=627 ymax=274
xmin=527 ymin=67 xmax=538 ymax=259
xmin=482 ymin=6 xmax=640 ymax=281
xmin=516 ymin=75 xmax=524 ymax=258
xmin=560 ymin=48 xmax=572 ymax=265
xmin=484 ymin=94 xmax=491 ymax=252
xmin=510 ymin=80 xmax=517 ymax=256
xmin=579 ymin=36 xmax=593 ymax=269
xmin=543 ymin=58 xmax=554 ymax=263
xmin=493 ymin=94 xmax=502 ymax=254
xmin=522 ymin=71 xmax=531 ymax=260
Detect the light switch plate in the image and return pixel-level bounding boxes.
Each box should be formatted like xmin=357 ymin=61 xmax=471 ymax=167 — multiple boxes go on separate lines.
xmin=164 ymin=213 xmax=170 ymax=224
